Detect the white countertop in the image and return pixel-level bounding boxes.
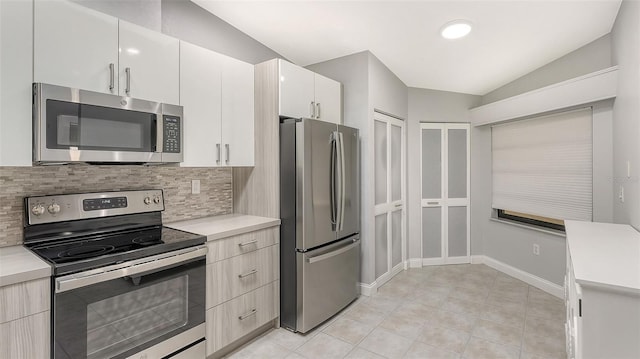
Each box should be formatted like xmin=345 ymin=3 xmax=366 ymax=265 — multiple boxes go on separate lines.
xmin=565 ymin=220 xmax=640 ymax=292
xmin=166 ymin=214 xmax=280 ymax=241
xmin=0 ymin=246 xmax=52 ymax=287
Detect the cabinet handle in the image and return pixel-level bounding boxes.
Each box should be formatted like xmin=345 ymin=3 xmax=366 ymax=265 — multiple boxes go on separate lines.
xmin=125 ymin=67 xmax=131 ymax=95
xmin=238 ymin=240 xmax=258 ymax=247
xmin=395 ymin=203 xmax=402 ymax=207
xmin=216 ymin=144 xmax=221 ymax=165
xmin=238 ymin=308 xmax=257 ymax=320
xmin=310 ymin=101 xmax=315 ymax=118
xmin=225 ymin=144 xmax=230 ymax=164
xmin=109 ymin=63 xmax=115 ymax=91
xmin=427 ymin=201 xmax=439 ymax=205
xmin=316 ymin=103 xmax=321 ymax=119
xmin=238 ymin=269 xmax=257 ymax=278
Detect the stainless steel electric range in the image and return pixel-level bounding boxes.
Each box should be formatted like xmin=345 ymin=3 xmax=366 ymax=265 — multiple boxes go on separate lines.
xmin=23 ymin=189 xmax=207 ymax=359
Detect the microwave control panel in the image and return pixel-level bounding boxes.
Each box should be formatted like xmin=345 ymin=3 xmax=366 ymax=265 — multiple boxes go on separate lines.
xmin=163 ymin=116 xmax=181 ymax=153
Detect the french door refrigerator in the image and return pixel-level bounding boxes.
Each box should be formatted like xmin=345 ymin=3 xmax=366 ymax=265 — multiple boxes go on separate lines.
xmin=280 ymin=118 xmax=360 ymax=333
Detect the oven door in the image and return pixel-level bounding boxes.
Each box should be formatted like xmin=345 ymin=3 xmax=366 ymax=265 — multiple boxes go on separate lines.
xmin=33 ymin=82 xmax=170 ymax=163
xmin=53 ymin=246 xmax=207 ymax=359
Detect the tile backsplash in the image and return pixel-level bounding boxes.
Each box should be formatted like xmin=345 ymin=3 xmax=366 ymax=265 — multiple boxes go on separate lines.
xmin=0 ymin=165 xmax=232 ymax=247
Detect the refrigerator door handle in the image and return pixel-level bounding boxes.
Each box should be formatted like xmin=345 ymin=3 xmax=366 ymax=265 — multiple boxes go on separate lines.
xmin=306 ymin=239 xmax=360 ymax=264
xmin=330 ymin=132 xmax=338 ymax=228
xmin=338 ymin=132 xmax=346 ymax=231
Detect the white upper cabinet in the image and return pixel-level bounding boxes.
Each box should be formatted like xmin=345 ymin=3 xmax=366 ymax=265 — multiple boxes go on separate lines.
xmin=33 ymin=1 xmax=179 ymax=104
xmin=118 ymin=21 xmax=179 ymax=104
xmin=180 ymin=41 xmax=254 ymax=167
xmin=279 ymin=60 xmax=315 ymax=119
xmin=314 ymin=73 xmax=342 ymax=124
xmin=278 ymin=59 xmax=342 ymax=124
xmin=34 ymin=0 xmax=119 ymax=95
xmin=221 ymin=57 xmax=255 ymax=167
xmin=180 ymin=42 xmax=223 ymax=167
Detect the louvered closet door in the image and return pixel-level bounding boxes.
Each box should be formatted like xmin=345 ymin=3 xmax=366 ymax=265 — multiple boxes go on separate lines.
xmin=421 ymin=123 xmax=470 ymax=265
xmin=374 ymin=112 xmax=405 ymax=284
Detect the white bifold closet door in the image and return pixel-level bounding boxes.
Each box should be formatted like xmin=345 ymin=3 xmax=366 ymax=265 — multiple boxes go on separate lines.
xmin=421 ymin=123 xmax=470 ymax=265
xmin=374 ymin=112 xmax=405 ymax=284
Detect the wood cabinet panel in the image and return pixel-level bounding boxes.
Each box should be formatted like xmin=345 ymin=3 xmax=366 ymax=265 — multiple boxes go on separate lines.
xmin=206 ymin=228 xmax=278 ymax=263
xmin=0 ymin=278 xmax=50 ymax=324
xmin=206 ymin=245 xmax=278 ymax=308
xmin=0 ymin=311 xmax=50 ymax=359
xmin=206 ymin=281 xmax=278 ymax=355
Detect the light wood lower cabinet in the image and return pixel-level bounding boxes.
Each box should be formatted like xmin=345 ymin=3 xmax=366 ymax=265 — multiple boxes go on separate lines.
xmin=207 ymin=245 xmax=278 ymax=308
xmin=206 ymin=281 xmax=278 ymax=355
xmin=0 ymin=309 xmax=50 ymax=359
xmin=205 ymin=226 xmax=280 ymax=357
xmin=0 ymin=278 xmax=50 ymax=359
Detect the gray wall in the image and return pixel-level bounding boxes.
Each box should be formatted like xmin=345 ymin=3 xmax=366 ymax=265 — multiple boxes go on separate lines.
xmin=73 ymin=0 xmax=283 ymax=64
xmin=308 ymin=51 xmax=408 ymax=285
xmin=407 ymin=88 xmax=481 ymax=260
xmin=611 ymin=0 xmax=640 ymax=230
xmin=481 ymin=34 xmax=612 ymax=105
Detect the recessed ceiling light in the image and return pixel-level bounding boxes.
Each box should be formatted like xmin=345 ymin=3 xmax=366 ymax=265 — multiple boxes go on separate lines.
xmin=441 ymin=20 xmax=472 ymax=40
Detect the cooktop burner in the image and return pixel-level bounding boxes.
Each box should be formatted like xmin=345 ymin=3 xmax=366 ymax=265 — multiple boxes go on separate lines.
xmin=59 ymin=245 xmax=116 ymax=260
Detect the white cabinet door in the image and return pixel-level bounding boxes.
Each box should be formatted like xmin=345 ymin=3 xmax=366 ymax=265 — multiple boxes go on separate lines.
xmin=0 ymin=0 xmax=33 ymax=166
xmin=34 ymin=0 xmax=118 ymax=94
xmin=314 ymin=74 xmax=342 ymax=124
xmin=179 ymin=42 xmax=223 ymax=167
xmin=118 ymin=21 xmax=179 ymax=104
xmin=279 ymin=60 xmax=315 ymax=119
xmin=221 ymin=57 xmax=255 ymax=167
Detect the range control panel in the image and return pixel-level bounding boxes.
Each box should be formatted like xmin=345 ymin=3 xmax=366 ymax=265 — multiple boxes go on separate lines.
xmin=163 ymin=116 xmax=181 ymax=153
xmin=26 ymin=190 xmax=164 ymax=225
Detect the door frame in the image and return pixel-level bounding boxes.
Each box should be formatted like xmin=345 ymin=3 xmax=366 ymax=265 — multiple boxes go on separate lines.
xmin=373 ymin=111 xmax=406 ymax=285
xmin=420 ymin=122 xmax=470 ymax=265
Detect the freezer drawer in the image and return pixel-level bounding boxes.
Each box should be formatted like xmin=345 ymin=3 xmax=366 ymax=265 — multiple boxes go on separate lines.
xmin=296 ymin=236 xmax=360 ymax=333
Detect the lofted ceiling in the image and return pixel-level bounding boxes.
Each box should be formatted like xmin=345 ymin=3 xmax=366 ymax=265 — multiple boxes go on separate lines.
xmin=193 ymin=0 xmax=622 ymax=95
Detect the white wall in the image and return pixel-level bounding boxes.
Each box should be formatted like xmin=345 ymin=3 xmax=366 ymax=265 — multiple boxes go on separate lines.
xmin=611 ymin=0 xmax=640 ymax=230
xmin=407 ymin=88 xmax=481 ymax=261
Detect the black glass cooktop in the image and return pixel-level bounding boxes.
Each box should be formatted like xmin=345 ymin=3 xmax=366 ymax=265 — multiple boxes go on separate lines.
xmin=28 ymin=226 xmax=205 ymax=276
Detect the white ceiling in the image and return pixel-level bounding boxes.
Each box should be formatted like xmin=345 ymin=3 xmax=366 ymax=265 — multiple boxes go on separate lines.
xmin=193 ymin=0 xmax=622 ymax=95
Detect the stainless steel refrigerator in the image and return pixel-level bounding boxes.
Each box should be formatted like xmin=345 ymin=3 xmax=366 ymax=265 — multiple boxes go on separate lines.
xmin=280 ymin=118 xmax=360 ymax=333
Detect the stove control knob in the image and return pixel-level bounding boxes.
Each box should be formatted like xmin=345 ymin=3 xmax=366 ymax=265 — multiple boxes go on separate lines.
xmin=144 ymin=197 xmax=151 ymax=205
xmin=48 ymin=203 xmax=61 ymax=214
xmin=153 ymin=196 xmax=161 ymax=204
xmin=31 ymin=204 xmax=45 ymax=216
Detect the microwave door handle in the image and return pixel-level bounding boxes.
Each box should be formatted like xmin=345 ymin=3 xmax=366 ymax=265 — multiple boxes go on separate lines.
xmin=155 ymin=115 xmax=163 ymax=153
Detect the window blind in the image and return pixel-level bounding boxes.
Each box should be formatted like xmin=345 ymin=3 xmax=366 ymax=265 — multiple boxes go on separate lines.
xmin=492 ymin=108 xmax=592 ymax=221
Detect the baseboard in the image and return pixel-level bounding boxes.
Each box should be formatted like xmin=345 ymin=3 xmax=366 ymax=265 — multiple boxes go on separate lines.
xmin=471 ymin=255 xmax=485 ymax=264
xmin=360 ymin=263 xmax=405 ymax=296
xmin=359 ymin=281 xmax=376 ymax=296
xmin=479 ymin=255 xmax=564 ymax=298
xmin=422 ymin=257 xmax=445 ymax=265
xmin=409 ymin=258 xmax=423 ymax=268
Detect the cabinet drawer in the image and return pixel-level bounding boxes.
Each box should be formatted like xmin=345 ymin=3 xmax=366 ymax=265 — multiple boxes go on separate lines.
xmin=206 ymin=281 xmax=279 ymax=355
xmin=206 ymin=227 xmax=278 ymax=263
xmin=206 ymin=245 xmax=278 ymax=308
xmin=0 ymin=278 xmax=50 ymax=324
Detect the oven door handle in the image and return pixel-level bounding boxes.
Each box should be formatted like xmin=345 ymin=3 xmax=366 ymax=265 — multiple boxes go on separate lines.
xmin=55 ymin=245 xmax=208 ymax=293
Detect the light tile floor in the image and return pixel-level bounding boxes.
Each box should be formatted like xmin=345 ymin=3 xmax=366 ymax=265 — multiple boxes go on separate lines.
xmin=226 ymin=264 xmax=567 ymax=359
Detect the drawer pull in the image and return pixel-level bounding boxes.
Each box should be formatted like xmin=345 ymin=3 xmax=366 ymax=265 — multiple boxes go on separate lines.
xmin=238 ymin=308 xmax=257 ymax=320
xmin=238 ymin=240 xmax=258 ymax=247
xmin=238 ymin=269 xmax=258 ymax=278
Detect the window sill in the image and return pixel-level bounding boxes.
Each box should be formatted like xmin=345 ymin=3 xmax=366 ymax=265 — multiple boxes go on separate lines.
xmin=490 ymin=217 xmax=566 ymax=238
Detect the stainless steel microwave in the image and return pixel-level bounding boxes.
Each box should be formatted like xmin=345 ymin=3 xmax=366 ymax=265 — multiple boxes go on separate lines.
xmin=33 ymin=83 xmax=183 ymax=164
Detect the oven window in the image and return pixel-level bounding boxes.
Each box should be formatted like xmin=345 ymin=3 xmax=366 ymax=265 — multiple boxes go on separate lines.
xmin=46 ymin=100 xmax=156 ymax=152
xmin=86 ymin=275 xmax=188 ymax=359
xmin=54 ymin=259 xmax=205 ymax=359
